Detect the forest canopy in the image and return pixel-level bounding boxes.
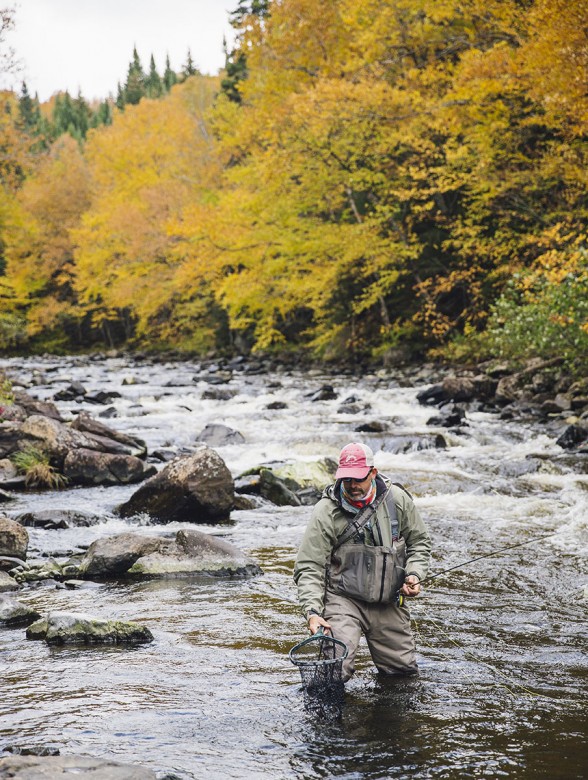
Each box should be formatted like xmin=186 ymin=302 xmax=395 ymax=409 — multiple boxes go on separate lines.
xmin=0 ymin=0 xmax=586 ymax=371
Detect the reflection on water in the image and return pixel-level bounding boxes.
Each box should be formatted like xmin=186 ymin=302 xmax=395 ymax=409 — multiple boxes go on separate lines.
xmin=0 ymin=356 xmax=586 ymax=779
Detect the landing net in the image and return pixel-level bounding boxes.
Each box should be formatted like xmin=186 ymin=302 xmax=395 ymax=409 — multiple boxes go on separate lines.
xmin=289 ymin=629 xmax=348 ymax=720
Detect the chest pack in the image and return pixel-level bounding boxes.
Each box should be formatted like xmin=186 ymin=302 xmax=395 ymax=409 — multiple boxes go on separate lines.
xmin=326 ymin=488 xmax=407 ymax=605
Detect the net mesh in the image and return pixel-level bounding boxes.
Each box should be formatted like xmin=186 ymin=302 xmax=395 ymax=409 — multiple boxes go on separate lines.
xmin=289 ymin=631 xmax=347 ymax=720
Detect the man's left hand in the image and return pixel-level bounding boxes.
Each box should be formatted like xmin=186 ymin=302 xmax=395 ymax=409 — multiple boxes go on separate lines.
xmin=401 ymin=575 xmax=421 ymax=596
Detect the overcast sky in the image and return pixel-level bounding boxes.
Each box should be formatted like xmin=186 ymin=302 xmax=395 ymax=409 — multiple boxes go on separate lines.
xmin=4 ymin=0 xmax=235 ymax=102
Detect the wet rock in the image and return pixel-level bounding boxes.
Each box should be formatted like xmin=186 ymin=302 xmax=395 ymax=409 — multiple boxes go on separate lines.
xmin=258 ymin=468 xmax=301 ymax=506
xmin=556 ymin=424 xmax=588 ymax=450
xmin=416 ymin=383 xmax=446 ymax=406
xmin=53 ymin=381 xmax=87 ymax=401
xmin=0 ymin=458 xmax=26 ymax=489
xmin=0 ymin=754 xmax=157 ymax=779
xmin=418 ymin=375 xmax=497 ymax=406
xmin=354 ymin=421 xmax=387 ymax=433
xmin=128 ymin=528 xmax=262 ymax=578
xmin=307 ymin=385 xmax=338 ymax=401
xmin=196 ymin=423 xmax=245 ymax=447
xmin=2 ymin=745 xmax=60 ymax=757
xmin=427 ymin=405 xmax=467 ymax=428
xmin=0 ymin=517 xmax=28 ymax=564
xmin=15 ymin=559 xmax=62 ymax=584
xmin=20 ymin=415 xmax=100 ymax=465
xmin=15 ymin=509 xmax=103 ymax=529
xmin=118 ymin=447 xmax=234 ymax=524
xmin=97 ymin=406 xmax=118 ymax=418
xmin=0 ymin=595 xmax=41 ymax=626
xmin=202 ymin=387 xmax=238 ymax=401
xmin=0 ymin=488 xmax=15 ymax=503
xmin=63 ymin=448 xmax=156 ymax=486
xmin=26 ymin=611 xmax=154 ymax=645
xmin=381 ymin=434 xmax=447 ymax=454
xmin=70 ymin=413 xmax=148 ymax=457
xmin=78 ymin=533 xmax=162 ymax=578
xmin=234 ymin=474 xmax=261 ymax=494
xmin=84 ymin=390 xmax=122 ymax=404
xmin=541 ymin=394 xmax=573 ymax=414
xmin=265 ymin=401 xmax=288 ymax=410
xmin=11 ymin=390 xmax=63 ymax=421
xmin=232 ymin=494 xmax=259 ymax=510
xmin=0 ymin=571 xmax=19 ymax=592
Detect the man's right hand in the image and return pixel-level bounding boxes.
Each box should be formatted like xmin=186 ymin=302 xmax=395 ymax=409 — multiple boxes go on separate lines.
xmin=308 ymin=614 xmax=332 ymax=635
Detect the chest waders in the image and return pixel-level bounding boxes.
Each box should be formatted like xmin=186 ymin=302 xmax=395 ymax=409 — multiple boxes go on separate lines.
xmin=326 ymin=489 xmax=407 ymax=606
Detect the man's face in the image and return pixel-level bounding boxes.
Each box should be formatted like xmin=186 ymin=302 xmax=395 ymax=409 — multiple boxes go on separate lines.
xmin=342 ymin=468 xmax=375 ymax=498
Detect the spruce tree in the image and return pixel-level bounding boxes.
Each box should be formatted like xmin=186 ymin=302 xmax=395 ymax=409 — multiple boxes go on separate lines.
xmin=115 ymin=82 xmax=126 ymax=111
xmin=145 ymin=54 xmax=163 ymax=98
xmin=18 ymin=82 xmax=41 ymax=132
xmin=73 ymin=90 xmax=90 ymax=137
xmin=221 ymin=1 xmax=270 ymax=103
xmin=124 ymin=46 xmax=146 ymax=105
xmin=163 ymin=54 xmax=177 ymax=92
xmin=181 ymin=48 xmax=198 ymax=81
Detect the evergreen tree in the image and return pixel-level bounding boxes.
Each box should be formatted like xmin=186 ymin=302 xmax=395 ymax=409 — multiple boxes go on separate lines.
xmin=18 ymin=82 xmax=41 ymax=132
xmin=181 ymin=48 xmax=198 ymax=81
xmin=115 ymin=82 xmax=126 ymax=111
xmin=221 ymin=1 xmax=270 ymax=103
xmin=124 ymin=46 xmax=146 ymax=105
xmin=145 ymin=54 xmax=163 ymax=98
xmin=90 ymin=99 xmax=113 ymax=129
xmin=163 ymin=54 xmax=177 ymax=92
xmin=73 ymin=90 xmax=90 ymax=137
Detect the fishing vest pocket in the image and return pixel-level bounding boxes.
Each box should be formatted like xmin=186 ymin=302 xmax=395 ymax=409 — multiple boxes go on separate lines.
xmin=327 ymin=539 xmax=407 ymax=604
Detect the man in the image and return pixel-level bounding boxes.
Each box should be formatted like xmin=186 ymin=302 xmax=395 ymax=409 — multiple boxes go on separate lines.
xmin=294 ymin=442 xmax=431 ymax=680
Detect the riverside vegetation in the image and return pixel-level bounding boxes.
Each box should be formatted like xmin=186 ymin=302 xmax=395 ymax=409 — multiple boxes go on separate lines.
xmin=0 ymin=0 xmax=586 ymax=376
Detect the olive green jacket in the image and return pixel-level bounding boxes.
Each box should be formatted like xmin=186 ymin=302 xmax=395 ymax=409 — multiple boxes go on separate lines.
xmin=293 ymin=477 xmax=431 ymax=617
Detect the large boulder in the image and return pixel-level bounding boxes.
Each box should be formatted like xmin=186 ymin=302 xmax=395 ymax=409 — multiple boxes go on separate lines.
xmin=63 ymin=448 xmax=156 ymax=486
xmin=118 ymin=447 xmax=234 ymax=523
xmin=77 ymin=533 xmax=162 ymax=578
xmin=20 ymin=415 xmax=93 ymax=465
xmin=0 ymin=516 xmax=28 ymax=566
xmin=26 ymin=612 xmax=154 ymax=645
xmin=128 ymin=528 xmax=262 ymax=578
xmin=0 ymin=755 xmax=157 ymax=779
xmin=70 ymin=412 xmax=147 ymax=457
xmin=75 ymin=529 xmax=262 ymax=580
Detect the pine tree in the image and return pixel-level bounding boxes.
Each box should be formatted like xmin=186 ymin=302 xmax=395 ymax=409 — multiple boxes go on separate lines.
xmin=115 ymin=82 xmax=126 ymax=111
xmin=18 ymin=82 xmax=41 ymax=132
xmin=124 ymin=46 xmax=146 ymax=105
xmin=181 ymin=48 xmax=198 ymax=81
xmin=163 ymin=54 xmax=177 ymax=92
xmin=221 ymin=1 xmax=270 ymax=103
xmin=73 ymin=90 xmax=90 ymax=137
xmin=90 ymin=99 xmax=113 ymax=129
xmin=145 ymin=54 xmax=163 ymax=98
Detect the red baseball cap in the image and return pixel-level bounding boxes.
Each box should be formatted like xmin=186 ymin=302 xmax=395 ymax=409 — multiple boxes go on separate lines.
xmin=335 ymin=442 xmax=375 ymax=479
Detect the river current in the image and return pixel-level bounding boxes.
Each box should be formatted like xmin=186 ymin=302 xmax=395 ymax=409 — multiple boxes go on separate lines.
xmin=0 ymin=355 xmax=586 ymax=779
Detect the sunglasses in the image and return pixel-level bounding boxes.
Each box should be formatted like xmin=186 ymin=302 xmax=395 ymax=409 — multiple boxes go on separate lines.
xmin=342 ymin=470 xmax=373 ymax=483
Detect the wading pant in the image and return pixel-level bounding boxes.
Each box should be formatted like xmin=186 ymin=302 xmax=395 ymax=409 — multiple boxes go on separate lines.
xmin=324 ymin=590 xmax=418 ymax=681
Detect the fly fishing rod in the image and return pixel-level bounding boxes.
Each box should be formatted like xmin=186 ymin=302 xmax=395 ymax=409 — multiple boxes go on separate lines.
xmin=415 ymin=531 xmax=559 ymax=588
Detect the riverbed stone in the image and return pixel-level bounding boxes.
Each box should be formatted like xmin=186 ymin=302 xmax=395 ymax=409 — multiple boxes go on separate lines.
xmin=0 ymin=517 xmax=28 ymax=564
xmin=118 ymin=447 xmax=234 ymax=523
xmin=0 ymin=755 xmax=158 ymax=779
xmin=15 ymin=508 xmax=104 ymax=529
xmin=77 ymin=532 xmax=162 ymax=578
xmin=70 ymin=412 xmax=147 ymax=457
xmin=196 ymin=423 xmax=245 ymax=446
xmin=0 ymin=595 xmax=41 ymax=626
xmin=63 ymin=448 xmax=156 ymax=486
xmin=0 ymin=571 xmax=19 ymax=592
xmin=128 ymin=528 xmax=262 ymax=578
xmin=26 ymin=611 xmax=154 ymax=645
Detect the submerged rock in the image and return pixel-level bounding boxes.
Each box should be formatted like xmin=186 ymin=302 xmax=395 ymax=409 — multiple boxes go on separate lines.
xmin=0 ymin=755 xmax=157 ymax=779
xmin=118 ymin=447 xmax=234 ymax=523
xmin=196 ymin=423 xmax=245 ymax=446
xmin=15 ymin=508 xmax=104 ymax=529
xmin=26 ymin=611 xmax=154 ymax=645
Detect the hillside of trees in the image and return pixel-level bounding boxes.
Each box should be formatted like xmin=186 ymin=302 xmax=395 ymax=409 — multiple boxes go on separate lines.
xmin=0 ymin=0 xmax=586 ymax=373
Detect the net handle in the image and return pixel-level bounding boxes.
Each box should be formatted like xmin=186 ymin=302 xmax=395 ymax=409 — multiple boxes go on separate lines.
xmin=288 ymin=627 xmax=349 ymax=665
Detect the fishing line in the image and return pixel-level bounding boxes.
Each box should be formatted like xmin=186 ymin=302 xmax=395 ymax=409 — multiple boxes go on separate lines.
xmin=418 ymin=532 xmax=559 ymax=588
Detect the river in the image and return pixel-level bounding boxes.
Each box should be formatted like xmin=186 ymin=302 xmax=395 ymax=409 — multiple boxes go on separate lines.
xmin=0 ymin=355 xmax=586 ymax=779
